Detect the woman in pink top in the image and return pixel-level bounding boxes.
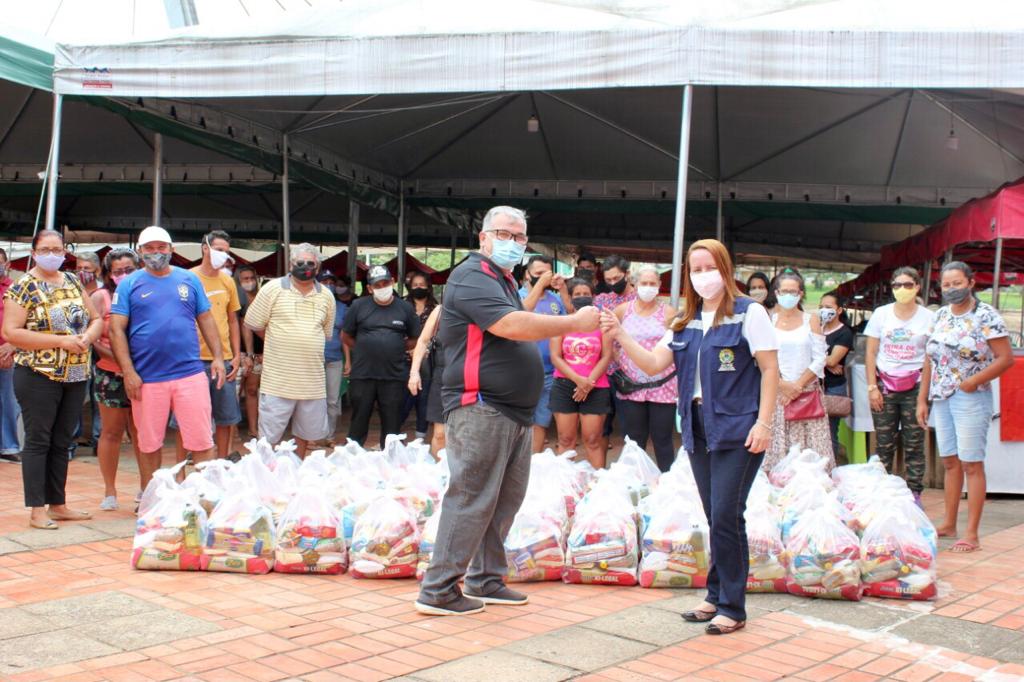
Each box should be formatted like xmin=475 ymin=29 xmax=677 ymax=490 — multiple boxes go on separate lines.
xmin=549 ymin=279 xmax=613 ymax=468
xmin=91 ymin=249 xmax=144 ymax=511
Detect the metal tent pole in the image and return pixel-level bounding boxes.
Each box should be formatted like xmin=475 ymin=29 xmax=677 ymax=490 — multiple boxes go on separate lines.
xmin=348 ymin=202 xmax=360 ymax=285
xmin=281 ymin=133 xmax=291 ymax=275
xmin=993 ymin=237 xmax=1004 ymax=309
xmin=449 ymin=226 xmax=457 ymax=268
xmin=669 ymin=84 xmax=694 ymax=311
xmin=152 ymin=133 xmax=163 ymax=225
xmin=44 ymin=94 xmax=63 ymax=232
xmin=922 ymin=259 xmax=932 ymax=305
xmin=397 ymin=182 xmax=407 ymax=295
xmin=715 ymin=182 xmax=724 ymax=242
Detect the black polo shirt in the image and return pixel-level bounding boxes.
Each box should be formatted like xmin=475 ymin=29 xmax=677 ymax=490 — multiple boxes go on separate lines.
xmin=439 ymin=252 xmax=544 ymax=426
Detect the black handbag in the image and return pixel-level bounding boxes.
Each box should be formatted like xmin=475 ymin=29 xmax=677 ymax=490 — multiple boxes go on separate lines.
xmin=610 ymin=368 xmax=676 ymax=395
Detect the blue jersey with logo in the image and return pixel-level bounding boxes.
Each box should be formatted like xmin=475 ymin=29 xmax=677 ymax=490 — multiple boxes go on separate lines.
xmin=518 ymin=287 xmax=565 ymax=374
xmin=111 ymin=267 xmax=211 ymax=383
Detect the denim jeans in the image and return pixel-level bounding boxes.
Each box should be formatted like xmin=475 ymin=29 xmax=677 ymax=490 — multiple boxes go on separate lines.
xmin=688 ymin=402 xmax=763 ymax=621
xmin=15 ymin=367 xmax=87 ymax=507
xmin=825 ymin=381 xmax=848 ymax=461
xmin=0 ymin=367 xmax=21 ymax=454
xmin=419 ymin=402 xmax=531 ymax=604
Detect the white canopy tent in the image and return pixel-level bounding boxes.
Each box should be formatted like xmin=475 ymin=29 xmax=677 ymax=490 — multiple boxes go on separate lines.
xmin=6 ymin=1 xmax=1024 ymax=296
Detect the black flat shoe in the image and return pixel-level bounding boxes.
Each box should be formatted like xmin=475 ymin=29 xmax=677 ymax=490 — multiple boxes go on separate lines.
xmin=706 ymin=620 xmax=746 ymax=635
xmin=681 ymin=609 xmax=717 ymax=623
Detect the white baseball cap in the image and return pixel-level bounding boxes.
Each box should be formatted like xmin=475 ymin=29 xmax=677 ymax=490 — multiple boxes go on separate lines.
xmin=137 ymin=225 xmax=173 ymax=246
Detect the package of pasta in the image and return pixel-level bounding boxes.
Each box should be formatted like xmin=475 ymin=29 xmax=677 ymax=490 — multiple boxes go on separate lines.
xmin=563 ymin=483 xmax=639 ymax=586
xmin=859 ymin=503 xmax=938 ymax=601
xmin=639 ymin=498 xmax=709 ymax=589
xmin=745 ymin=502 xmax=787 ymax=593
xmin=349 ymin=496 xmax=420 ymax=579
xmin=132 ymin=486 xmax=207 ymax=571
xmin=201 ymin=486 xmax=276 ymax=574
xmin=273 ymin=481 xmax=347 ymax=574
xmin=785 ymin=510 xmax=863 ymax=601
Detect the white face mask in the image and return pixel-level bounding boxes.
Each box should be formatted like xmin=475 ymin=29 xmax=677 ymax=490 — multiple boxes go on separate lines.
xmin=636 ymin=285 xmax=659 ymax=303
xmin=241 ymin=281 xmax=257 ymax=292
xmin=209 ymin=248 xmax=230 ymax=270
xmin=690 ymin=270 xmax=724 ymax=300
xmin=749 ymin=288 xmax=767 ymax=302
xmin=372 ymin=285 xmax=393 ymax=303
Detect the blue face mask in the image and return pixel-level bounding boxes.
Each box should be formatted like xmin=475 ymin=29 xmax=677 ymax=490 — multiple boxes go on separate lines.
xmin=776 ymin=293 xmax=801 ymax=310
xmin=488 ymin=236 xmax=526 ymax=270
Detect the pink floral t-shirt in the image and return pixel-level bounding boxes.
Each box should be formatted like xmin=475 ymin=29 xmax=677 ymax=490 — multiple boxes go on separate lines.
xmin=553 ymin=329 xmax=610 ymax=388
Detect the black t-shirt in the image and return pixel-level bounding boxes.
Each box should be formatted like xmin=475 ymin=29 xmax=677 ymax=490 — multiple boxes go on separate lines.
xmin=440 ymin=252 xmax=545 ymax=426
xmin=342 ymin=296 xmax=420 ymax=381
xmin=824 ymin=324 xmax=855 ymax=390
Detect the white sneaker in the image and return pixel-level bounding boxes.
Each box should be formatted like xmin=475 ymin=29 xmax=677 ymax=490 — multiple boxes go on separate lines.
xmin=100 ymin=496 xmax=119 ymax=511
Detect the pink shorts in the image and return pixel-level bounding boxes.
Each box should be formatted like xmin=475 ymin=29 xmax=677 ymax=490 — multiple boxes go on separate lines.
xmin=133 ymin=372 xmax=213 ymax=454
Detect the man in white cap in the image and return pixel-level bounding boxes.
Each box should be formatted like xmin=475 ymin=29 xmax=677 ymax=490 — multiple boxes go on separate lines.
xmin=109 ymin=226 xmax=225 ymax=490
xmin=342 ymin=265 xmax=420 ymax=446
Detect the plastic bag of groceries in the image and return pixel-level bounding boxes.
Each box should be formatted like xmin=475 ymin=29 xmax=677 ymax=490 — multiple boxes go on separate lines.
xmin=746 ymin=501 xmax=788 ymax=592
xmin=416 ymin=499 xmax=443 ymax=581
xmin=769 ymin=445 xmax=829 ymax=488
xmin=243 ymin=437 xmax=278 ymax=471
xmin=780 ymin=484 xmax=845 ymax=544
xmin=840 ymin=474 xmax=915 ymax=534
xmin=639 ymin=497 xmax=710 ymax=588
xmin=132 ymin=482 xmax=207 ymax=571
xmin=860 ymin=501 xmax=938 ymax=601
xmin=785 ymin=508 xmax=863 ymax=601
xmin=831 ymin=455 xmax=887 ymax=491
xmin=563 ymin=480 xmax=639 ymax=586
xmin=299 ymin=450 xmax=334 ymax=478
xmin=201 ymin=485 xmax=276 ymax=574
xmin=505 ymin=474 xmax=569 ymax=583
xmin=350 ymin=495 xmax=420 ymax=579
xmin=275 ymin=440 xmax=304 ymax=471
xmin=608 ymin=437 xmax=661 ymax=503
xmin=273 ymin=476 xmax=347 ymax=574
xmin=184 ymin=459 xmax=234 ymax=515
xmin=137 ymin=461 xmax=188 ymax=518
xmin=390 ymin=467 xmax=441 ymax=530
xmin=530 ymin=450 xmax=588 ymax=520
xmin=236 ymin=451 xmax=293 ymax=522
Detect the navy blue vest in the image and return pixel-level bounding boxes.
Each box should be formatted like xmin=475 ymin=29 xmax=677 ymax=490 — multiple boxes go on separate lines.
xmin=669 ymin=296 xmax=762 ymax=452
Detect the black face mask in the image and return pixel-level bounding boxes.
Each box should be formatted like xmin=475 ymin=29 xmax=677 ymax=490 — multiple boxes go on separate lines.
xmin=576 ymin=267 xmax=594 ymax=279
xmin=411 ymin=287 xmax=429 ymax=300
xmin=530 ymin=275 xmax=553 ymax=291
xmin=571 ymin=296 xmax=593 ymax=310
xmin=291 ymin=264 xmax=316 ymax=281
xmin=609 ymin=279 xmax=627 ymax=295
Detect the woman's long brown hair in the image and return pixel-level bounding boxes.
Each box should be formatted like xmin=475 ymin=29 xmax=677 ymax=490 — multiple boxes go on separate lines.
xmin=669 ymin=239 xmax=743 ymax=332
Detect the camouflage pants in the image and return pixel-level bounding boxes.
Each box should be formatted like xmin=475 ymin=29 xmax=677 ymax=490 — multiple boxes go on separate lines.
xmin=872 ymin=383 xmax=925 ymax=493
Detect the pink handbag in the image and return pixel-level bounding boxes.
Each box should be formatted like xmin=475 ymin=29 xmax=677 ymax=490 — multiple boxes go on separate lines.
xmin=784 ymin=388 xmax=826 ymax=421
xmin=878 ymin=370 xmax=921 ymax=395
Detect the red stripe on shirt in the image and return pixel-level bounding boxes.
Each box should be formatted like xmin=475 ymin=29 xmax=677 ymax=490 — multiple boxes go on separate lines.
xmin=479 ymin=260 xmax=498 ymax=279
xmin=461 ymin=323 xmax=483 ymax=406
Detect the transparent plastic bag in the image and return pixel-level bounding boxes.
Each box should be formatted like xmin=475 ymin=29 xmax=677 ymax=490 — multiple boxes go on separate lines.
xmin=416 ymin=499 xmax=442 ymax=581
xmin=137 ymin=461 xmax=188 ymax=518
xmin=504 ymin=489 xmax=568 ymax=583
xmin=236 ymin=452 xmax=292 ymax=522
xmin=274 ymin=478 xmax=347 ymax=574
xmin=831 ymin=455 xmax=887 ymax=491
xmin=132 ymin=486 xmax=207 ymax=571
xmin=202 ymin=485 xmax=276 ymax=574
xmin=243 ymin=437 xmax=277 ymax=471
xmin=610 ymin=437 xmax=661 ymax=493
xmin=860 ymin=503 xmax=937 ymax=601
xmin=563 ymin=481 xmax=639 ymax=586
xmin=639 ymin=497 xmax=709 ymax=588
xmin=349 ymin=496 xmax=420 ymax=579
xmin=785 ymin=509 xmax=863 ymax=601
xmin=769 ymin=445 xmax=828 ymax=488
xmin=746 ymin=502 xmax=787 ymax=592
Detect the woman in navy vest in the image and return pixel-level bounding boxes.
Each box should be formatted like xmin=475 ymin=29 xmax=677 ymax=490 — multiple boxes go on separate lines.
xmin=601 ymin=239 xmax=778 ymax=635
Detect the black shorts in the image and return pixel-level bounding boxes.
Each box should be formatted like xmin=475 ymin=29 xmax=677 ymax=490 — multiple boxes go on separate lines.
xmin=549 ymin=377 xmax=612 ymax=415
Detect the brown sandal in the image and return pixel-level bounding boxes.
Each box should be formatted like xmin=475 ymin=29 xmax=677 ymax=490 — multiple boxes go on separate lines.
xmin=706 ymin=620 xmax=746 ymax=635
xmin=681 ymin=609 xmax=718 ymax=623
xmin=30 ymin=518 xmax=58 ymax=530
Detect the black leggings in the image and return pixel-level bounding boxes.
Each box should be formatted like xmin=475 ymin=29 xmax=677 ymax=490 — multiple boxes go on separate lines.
xmin=14 ymin=366 xmax=87 ymax=508
xmin=619 ymin=399 xmax=677 ymax=472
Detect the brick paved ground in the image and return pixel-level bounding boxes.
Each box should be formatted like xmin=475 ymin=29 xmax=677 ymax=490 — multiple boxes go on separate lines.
xmin=1 ymin=423 xmax=1023 ymax=681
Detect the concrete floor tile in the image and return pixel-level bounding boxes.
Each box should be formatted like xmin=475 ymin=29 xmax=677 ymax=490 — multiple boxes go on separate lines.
xmin=505 ymin=626 xmax=655 ymax=672
xmin=80 ymin=518 xmax=137 ymax=538
xmin=90 ymin=609 xmax=221 ymax=650
xmin=578 ymin=605 xmax=704 ymax=646
xmin=413 ymin=650 xmax=576 ymax=682
xmin=5 ymin=524 xmax=112 ymax=550
xmin=0 ymin=537 xmax=28 ymax=556
xmin=787 ymin=599 xmax=915 ymax=631
xmin=22 ymin=591 xmax=158 ymax=622
xmin=890 ymin=614 xmax=1024 ymax=658
xmin=0 ymin=629 xmax=119 ymax=674
xmin=0 ymin=607 xmax=60 ymax=640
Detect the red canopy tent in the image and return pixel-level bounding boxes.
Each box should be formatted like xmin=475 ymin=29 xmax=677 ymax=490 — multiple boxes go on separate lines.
xmin=381 ymin=253 xmax=447 ymax=285
xmin=319 ymin=250 xmax=368 ymax=281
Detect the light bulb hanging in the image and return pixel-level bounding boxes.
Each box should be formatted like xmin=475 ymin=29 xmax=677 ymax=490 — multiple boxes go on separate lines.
xmin=527 ymin=115 xmax=540 ymax=133
xmin=946 ymin=107 xmax=959 ymax=151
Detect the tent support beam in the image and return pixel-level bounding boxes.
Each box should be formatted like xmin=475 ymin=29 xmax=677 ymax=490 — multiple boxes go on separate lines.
xmin=922 ymin=259 xmax=932 ymax=305
xmin=404 ymin=96 xmax=519 ymax=178
xmin=45 ymin=94 xmax=63 ymax=232
xmin=397 ymin=182 xmax=407 ymax=295
xmin=376 ymin=95 xmax=508 ymax=152
xmin=715 ymin=182 xmax=724 ymax=242
xmin=725 ymin=90 xmax=910 ymax=181
xmin=450 ymin=226 xmax=457 ymax=269
xmin=993 ymin=237 xmax=1004 ymax=308
xmin=885 ymin=91 xmax=914 ymax=188
xmin=540 ymin=90 xmax=713 ymax=180
xmin=920 ymin=90 xmax=1024 ymax=168
xmin=281 ymin=133 xmax=291 ymax=272
xmin=670 ymin=85 xmax=694 ymax=311
xmin=348 ymin=202 xmax=360 ymax=284
xmin=152 ymin=133 xmax=163 ymax=226
xmin=530 ymin=92 xmax=559 ymax=178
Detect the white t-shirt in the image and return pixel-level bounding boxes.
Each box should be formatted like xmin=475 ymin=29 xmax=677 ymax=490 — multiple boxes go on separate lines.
xmin=657 ymin=302 xmax=778 ymax=400
xmin=863 ymin=303 xmax=934 ymax=375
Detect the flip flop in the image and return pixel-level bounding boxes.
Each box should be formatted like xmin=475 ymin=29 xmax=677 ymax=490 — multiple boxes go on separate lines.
xmin=950 ymin=539 xmax=981 ymax=553
xmin=30 ymin=518 xmax=58 ymax=530
xmin=48 ymin=510 xmax=92 ymax=521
